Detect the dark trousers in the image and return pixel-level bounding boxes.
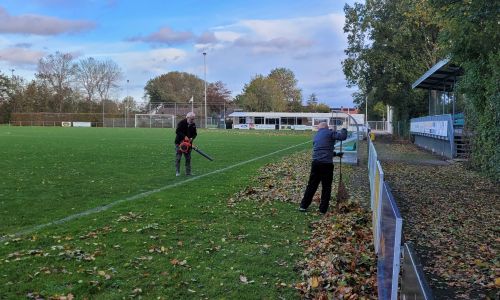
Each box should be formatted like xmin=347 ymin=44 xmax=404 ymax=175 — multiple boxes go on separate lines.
xmin=175 ymin=146 xmax=192 ymax=175
xmin=300 ymin=161 xmax=334 ymax=213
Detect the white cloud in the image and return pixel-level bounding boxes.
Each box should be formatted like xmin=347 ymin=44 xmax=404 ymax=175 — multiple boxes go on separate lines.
xmin=196 ymin=31 xmax=218 ymax=44
xmin=0 ymin=6 xmax=95 ymax=35
xmin=112 ymin=48 xmax=188 ymax=75
xmin=128 ymin=26 xmax=194 ymax=45
xmin=237 ymin=13 xmax=345 ymax=41
xmin=0 ymin=8 xmax=355 ymax=107
xmin=232 ymin=36 xmax=313 ymax=54
xmin=213 ymin=31 xmax=241 ymax=43
xmin=199 ymin=13 xmax=355 ymax=106
xmin=0 ymin=47 xmax=46 ymax=65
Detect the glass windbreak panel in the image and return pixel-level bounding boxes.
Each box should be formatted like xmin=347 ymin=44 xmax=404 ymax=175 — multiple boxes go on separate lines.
xmin=430 ymin=91 xmax=459 ymax=115
xmin=330 ymin=118 xmax=343 ymax=126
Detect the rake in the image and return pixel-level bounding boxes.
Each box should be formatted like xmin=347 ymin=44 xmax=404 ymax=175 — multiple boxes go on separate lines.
xmin=336 ymin=139 xmax=349 ymax=210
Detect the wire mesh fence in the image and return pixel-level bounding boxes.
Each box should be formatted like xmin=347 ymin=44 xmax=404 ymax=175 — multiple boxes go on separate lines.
xmin=8 ymin=102 xmax=238 ymax=129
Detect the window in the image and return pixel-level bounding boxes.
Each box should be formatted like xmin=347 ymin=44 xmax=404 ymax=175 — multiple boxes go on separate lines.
xmin=239 ymin=117 xmax=246 ymax=124
xmin=254 ymin=117 xmax=264 ymax=124
xmin=280 ymin=117 xmax=296 ymax=125
xmin=265 ymin=118 xmax=278 ymax=124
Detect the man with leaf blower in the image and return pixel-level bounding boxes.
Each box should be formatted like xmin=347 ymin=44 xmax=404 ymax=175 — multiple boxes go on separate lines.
xmin=175 ymin=112 xmax=197 ymax=176
xmin=299 ymin=122 xmax=347 ymax=214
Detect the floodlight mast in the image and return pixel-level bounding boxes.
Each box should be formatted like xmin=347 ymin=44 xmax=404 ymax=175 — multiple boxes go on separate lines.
xmin=203 ymin=52 xmax=207 ymax=129
xmin=125 ymin=79 xmax=129 ymax=128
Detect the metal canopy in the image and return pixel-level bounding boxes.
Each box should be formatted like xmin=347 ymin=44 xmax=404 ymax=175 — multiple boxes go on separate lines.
xmin=412 ymin=58 xmax=463 ymax=92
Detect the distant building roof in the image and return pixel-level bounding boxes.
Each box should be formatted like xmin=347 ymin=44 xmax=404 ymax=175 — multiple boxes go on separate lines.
xmin=228 ymin=112 xmax=362 ymax=118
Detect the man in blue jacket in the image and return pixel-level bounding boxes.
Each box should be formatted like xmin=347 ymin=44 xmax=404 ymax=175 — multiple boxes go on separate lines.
xmin=299 ymin=122 xmax=347 ymax=214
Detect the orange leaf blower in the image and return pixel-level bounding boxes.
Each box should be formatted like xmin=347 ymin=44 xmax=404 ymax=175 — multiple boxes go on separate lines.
xmin=179 ymin=137 xmax=214 ymax=161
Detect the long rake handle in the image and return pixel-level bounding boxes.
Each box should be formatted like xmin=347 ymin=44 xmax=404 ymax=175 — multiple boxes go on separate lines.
xmin=339 ymin=140 xmax=342 ymax=176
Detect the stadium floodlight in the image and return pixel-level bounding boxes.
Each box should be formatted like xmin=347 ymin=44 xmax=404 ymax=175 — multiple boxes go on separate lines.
xmin=203 ymin=52 xmax=207 ymax=129
xmin=125 ymin=79 xmax=129 ymax=128
xmin=135 ymin=114 xmax=175 ymax=128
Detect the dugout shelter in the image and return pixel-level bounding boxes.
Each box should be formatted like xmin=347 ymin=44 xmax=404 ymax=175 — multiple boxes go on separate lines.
xmin=411 ymin=58 xmax=466 ymax=159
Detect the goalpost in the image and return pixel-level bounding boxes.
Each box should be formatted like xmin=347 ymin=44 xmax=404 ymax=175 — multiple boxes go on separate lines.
xmin=134 ymin=114 xmax=175 ymax=128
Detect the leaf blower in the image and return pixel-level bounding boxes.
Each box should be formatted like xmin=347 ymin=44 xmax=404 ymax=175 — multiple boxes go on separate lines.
xmin=179 ymin=137 xmax=214 ymax=161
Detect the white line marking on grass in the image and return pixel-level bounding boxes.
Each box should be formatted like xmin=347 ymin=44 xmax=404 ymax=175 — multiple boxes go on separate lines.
xmin=1 ymin=141 xmax=310 ymax=242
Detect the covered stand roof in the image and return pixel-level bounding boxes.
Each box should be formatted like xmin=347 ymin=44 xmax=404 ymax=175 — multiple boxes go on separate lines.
xmin=412 ymin=58 xmax=463 ymax=92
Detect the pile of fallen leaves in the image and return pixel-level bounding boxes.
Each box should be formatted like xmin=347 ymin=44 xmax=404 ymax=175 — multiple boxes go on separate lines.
xmin=295 ymin=202 xmax=377 ymax=299
xmin=228 ymin=150 xmax=377 ymax=299
xmin=228 ymin=151 xmax=312 ymax=206
xmin=228 ymin=151 xmax=356 ymax=207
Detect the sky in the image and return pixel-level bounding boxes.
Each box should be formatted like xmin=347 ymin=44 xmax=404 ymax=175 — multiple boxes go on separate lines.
xmin=0 ymin=0 xmax=358 ymax=107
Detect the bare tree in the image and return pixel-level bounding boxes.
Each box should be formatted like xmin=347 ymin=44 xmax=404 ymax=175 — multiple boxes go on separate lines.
xmin=96 ymin=59 xmax=122 ymax=103
xmin=74 ymin=57 xmax=100 ymax=103
xmin=36 ymin=52 xmax=76 ymax=112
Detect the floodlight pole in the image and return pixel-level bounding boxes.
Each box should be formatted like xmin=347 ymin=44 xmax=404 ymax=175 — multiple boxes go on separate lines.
xmin=203 ymin=52 xmax=207 ymax=129
xmin=102 ymin=96 xmax=105 ymax=128
xmin=365 ymin=96 xmax=368 ymax=126
xmin=125 ymin=79 xmax=129 ymax=128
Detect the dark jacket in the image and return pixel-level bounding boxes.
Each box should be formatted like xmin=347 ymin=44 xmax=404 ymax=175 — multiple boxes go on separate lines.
xmin=175 ymin=118 xmax=197 ymax=144
xmin=312 ymin=128 xmax=347 ymax=163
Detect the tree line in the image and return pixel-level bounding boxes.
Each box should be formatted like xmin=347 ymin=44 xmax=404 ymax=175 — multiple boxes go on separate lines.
xmin=144 ymin=67 xmax=331 ymax=114
xmin=0 ymin=52 xmax=126 ymax=122
xmin=342 ymin=0 xmax=498 ymax=179
xmin=1 ymin=56 xmax=331 ymax=124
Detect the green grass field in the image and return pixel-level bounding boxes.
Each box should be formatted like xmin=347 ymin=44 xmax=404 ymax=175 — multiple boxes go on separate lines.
xmin=0 ymin=126 xmax=319 ymax=299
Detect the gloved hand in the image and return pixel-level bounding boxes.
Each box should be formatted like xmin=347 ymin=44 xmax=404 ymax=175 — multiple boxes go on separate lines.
xmin=334 ymin=151 xmax=344 ymax=158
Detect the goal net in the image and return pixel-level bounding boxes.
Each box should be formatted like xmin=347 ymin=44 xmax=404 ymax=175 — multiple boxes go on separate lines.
xmin=134 ymin=114 xmax=175 ymax=128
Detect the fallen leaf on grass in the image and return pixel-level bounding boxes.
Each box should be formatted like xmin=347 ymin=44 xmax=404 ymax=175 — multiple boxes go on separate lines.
xmin=240 ymin=275 xmax=247 ymax=283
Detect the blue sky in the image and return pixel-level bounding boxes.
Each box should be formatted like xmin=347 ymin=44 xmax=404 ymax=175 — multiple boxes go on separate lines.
xmin=0 ymin=0 xmax=358 ymax=107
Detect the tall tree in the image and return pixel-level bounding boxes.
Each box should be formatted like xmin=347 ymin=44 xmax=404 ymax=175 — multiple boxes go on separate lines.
xmin=95 ymin=59 xmax=122 ymax=104
xmin=307 ymin=93 xmax=318 ymax=106
xmin=235 ymin=75 xmax=287 ymax=112
xmin=0 ymin=73 xmax=9 ymax=103
xmin=306 ymin=93 xmax=318 ymax=110
xmin=207 ymin=80 xmax=232 ymax=110
xmin=144 ymin=71 xmax=204 ymax=105
xmin=122 ymin=96 xmax=137 ymax=113
xmin=342 ymin=0 xmax=442 ymax=123
xmin=36 ymin=52 xmax=76 ymax=112
xmin=0 ymin=74 xmax=13 ymax=122
xmin=268 ymin=68 xmax=302 ymax=112
xmin=74 ymin=57 xmax=100 ymax=103
xmin=431 ymin=0 xmax=499 ymax=179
